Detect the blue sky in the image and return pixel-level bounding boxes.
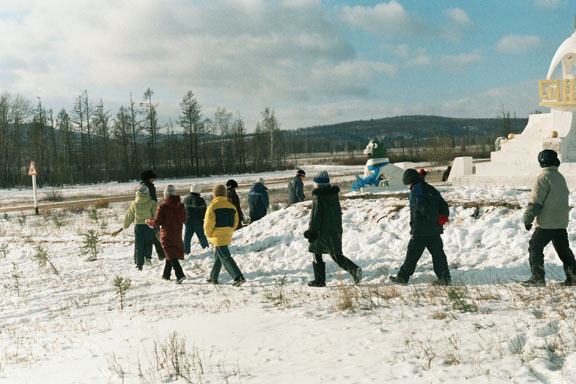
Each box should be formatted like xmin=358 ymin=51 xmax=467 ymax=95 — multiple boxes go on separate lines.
xmin=0 ymin=0 xmax=574 ymax=130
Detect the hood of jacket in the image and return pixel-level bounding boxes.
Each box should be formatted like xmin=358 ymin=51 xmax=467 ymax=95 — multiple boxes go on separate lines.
xmin=250 ymin=182 xmax=268 ymax=193
xmin=164 ymin=195 xmax=182 ymax=207
xmin=135 ymin=193 xmax=152 ymax=204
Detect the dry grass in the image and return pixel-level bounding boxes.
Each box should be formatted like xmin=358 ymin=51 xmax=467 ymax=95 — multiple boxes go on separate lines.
xmin=93 ymin=199 xmax=110 ymax=209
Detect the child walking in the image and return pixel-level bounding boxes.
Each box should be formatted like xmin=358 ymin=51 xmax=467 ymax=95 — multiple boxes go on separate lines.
xmin=205 ymin=184 xmax=245 ymax=286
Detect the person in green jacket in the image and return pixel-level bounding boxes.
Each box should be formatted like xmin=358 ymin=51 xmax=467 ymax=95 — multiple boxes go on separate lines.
xmin=522 ymin=149 xmax=576 ymax=287
xmin=114 ymin=185 xmax=157 ymax=270
xmin=303 ymin=171 xmax=362 ymax=287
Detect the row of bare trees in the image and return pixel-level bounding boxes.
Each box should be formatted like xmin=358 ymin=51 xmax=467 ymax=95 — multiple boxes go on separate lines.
xmin=0 ymin=90 xmax=286 ymax=187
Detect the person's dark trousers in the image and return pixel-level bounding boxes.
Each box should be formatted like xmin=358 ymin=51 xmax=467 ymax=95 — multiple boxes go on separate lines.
xmin=528 ymin=228 xmax=576 ymax=282
xmin=183 ymin=223 xmax=209 ymax=253
xmin=210 ymin=246 xmax=242 ymax=282
xmin=134 ymin=225 xmax=153 ymax=268
xmin=312 ymin=254 xmax=327 ymax=284
xmin=163 ymin=259 xmax=185 ymax=280
xmin=152 ymin=228 xmax=166 ymax=260
xmin=397 ymin=235 xmax=450 ymax=282
xmin=313 ymin=253 xmax=360 ymax=281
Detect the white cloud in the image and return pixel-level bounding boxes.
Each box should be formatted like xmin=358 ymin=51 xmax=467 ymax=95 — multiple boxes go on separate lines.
xmin=340 ymin=1 xmax=425 ymax=36
xmin=533 ymin=0 xmax=563 ymax=9
xmin=443 ymin=8 xmax=472 ymax=27
xmin=495 ymin=35 xmax=542 ymax=54
xmin=438 ymin=52 xmax=483 ymax=67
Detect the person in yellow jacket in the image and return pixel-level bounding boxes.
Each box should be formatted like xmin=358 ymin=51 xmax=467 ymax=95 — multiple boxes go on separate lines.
xmin=113 ymin=185 xmax=157 ymax=270
xmin=204 ymin=184 xmax=245 ymax=286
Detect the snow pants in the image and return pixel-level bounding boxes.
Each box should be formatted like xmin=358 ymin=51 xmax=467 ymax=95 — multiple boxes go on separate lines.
xmin=528 ymin=228 xmax=576 ymax=282
xmin=210 ymin=246 xmax=242 ymax=282
xmin=162 ymin=259 xmax=185 ymax=280
xmin=134 ymin=224 xmax=154 ymax=268
xmin=312 ymin=253 xmax=360 ymax=284
xmin=397 ymin=235 xmax=450 ymax=283
xmin=183 ymin=223 xmax=209 ymax=253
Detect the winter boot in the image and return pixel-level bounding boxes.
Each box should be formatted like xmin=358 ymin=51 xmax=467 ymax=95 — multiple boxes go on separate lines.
xmin=206 ymin=278 xmax=218 ymax=285
xmin=389 ymin=275 xmax=408 ymax=285
xmin=176 ymin=276 xmax=186 ymax=284
xmin=308 ymin=259 xmax=326 ymax=287
xmin=233 ymin=275 xmax=246 ymax=287
xmin=520 ymin=278 xmax=546 ymax=287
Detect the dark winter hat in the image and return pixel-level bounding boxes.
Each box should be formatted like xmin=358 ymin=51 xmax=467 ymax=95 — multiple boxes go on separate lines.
xmin=140 ymin=170 xmax=157 ymax=181
xmin=403 ymin=169 xmax=422 ymax=186
xmin=296 ymin=169 xmax=306 ymax=177
xmin=538 ymin=149 xmax=560 ymax=168
xmin=313 ymin=170 xmax=330 ymax=186
xmin=226 ymin=179 xmax=238 ymax=189
xmin=213 ymin=184 xmax=227 ymax=197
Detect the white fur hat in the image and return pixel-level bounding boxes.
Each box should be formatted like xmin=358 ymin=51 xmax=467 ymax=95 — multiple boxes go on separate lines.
xmin=190 ymin=184 xmax=202 ymax=193
xmin=257 ymin=177 xmax=265 ymax=184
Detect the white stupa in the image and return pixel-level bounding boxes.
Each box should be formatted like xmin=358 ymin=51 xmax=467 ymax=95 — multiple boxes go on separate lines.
xmin=452 ymin=19 xmax=576 ymax=188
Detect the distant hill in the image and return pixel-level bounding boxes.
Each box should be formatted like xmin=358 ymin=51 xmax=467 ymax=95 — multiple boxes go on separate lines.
xmin=284 ymin=115 xmax=528 ymax=146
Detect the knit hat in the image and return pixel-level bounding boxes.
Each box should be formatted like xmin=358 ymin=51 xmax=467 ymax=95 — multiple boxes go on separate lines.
xmin=140 ymin=170 xmax=157 ymax=181
xmin=213 ymin=184 xmax=227 ymax=197
xmin=419 ymin=169 xmax=427 ymax=177
xmin=313 ymin=170 xmax=330 ymax=186
xmin=257 ymin=177 xmax=265 ymax=184
xmin=135 ymin=184 xmax=149 ymax=196
xmin=538 ymin=149 xmax=560 ymax=168
xmin=163 ymin=185 xmax=176 ymax=197
xmin=402 ymin=169 xmax=422 ymax=186
xmin=296 ymin=169 xmax=306 ymax=177
xmin=226 ymin=179 xmax=238 ymax=189
xmin=190 ymin=184 xmax=202 ymax=193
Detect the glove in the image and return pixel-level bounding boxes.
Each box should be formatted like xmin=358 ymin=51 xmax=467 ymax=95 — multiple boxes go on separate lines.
xmin=111 ymin=228 xmax=123 ymax=237
xmin=303 ymin=230 xmax=318 ymax=242
xmin=438 ymin=215 xmax=449 ymax=226
xmin=525 ymin=223 xmax=532 ymax=231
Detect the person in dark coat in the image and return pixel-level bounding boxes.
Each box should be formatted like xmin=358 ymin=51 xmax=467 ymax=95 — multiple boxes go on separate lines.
xmin=521 ymin=150 xmax=576 ymax=287
xmin=390 ymin=169 xmax=451 ymax=285
xmin=182 ymin=183 xmax=209 ymax=253
xmin=139 ymin=170 xmax=166 ymax=262
xmin=303 ymin=171 xmax=362 ymax=287
xmin=288 ymin=169 xmax=306 ymax=204
xmin=442 ymin=166 xmax=452 ymax=182
xmin=248 ymin=178 xmax=269 ymax=223
xmin=146 ymin=185 xmax=187 ymax=284
xmin=226 ymin=179 xmax=244 ymax=229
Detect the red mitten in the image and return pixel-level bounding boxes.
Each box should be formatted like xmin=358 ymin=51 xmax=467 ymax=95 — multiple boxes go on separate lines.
xmin=438 ymin=215 xmax=449 ymax=225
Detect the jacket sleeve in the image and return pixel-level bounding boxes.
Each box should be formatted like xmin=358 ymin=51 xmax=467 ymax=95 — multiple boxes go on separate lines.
xmin=199 ymin=197 xmax=207 ymax=219
xmin=523 ymin=177 xmax=548 ymax=224
xmin=309 ymin=198 xmax=322 ymax=233
xmin=204 ymin=205 xmax=215 ymax=237
xmin=149 ymin=204 xmax=165 ymax=227
xmin=179 ymin=205 xmax=187 ymax=225
xmin=297 ymin=178 xmax=305 ymax=201
xmin=438 ymin=193 xmax=449 ymax=217
xmin=233 ymin=206 xmax=239 ymax=230
xmin=263 ymin=189 xmax=270 ymax=209
xmin=123 ymin=204 xmax=135 ymax=229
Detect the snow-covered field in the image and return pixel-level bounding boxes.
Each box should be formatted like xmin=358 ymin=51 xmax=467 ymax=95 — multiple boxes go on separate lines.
xmin=1 ymin=178 xmax=576 ymax=383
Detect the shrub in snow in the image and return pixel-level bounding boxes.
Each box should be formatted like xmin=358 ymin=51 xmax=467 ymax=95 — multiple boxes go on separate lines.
xmin=81 ymin=229 xmax=102 ymax=262
xmin=113 ymin=276 xmax=131 ymax=310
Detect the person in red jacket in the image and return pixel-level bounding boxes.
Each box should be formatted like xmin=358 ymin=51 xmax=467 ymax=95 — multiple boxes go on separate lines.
xmin=146 ymin=185 xmax=187 ymax=284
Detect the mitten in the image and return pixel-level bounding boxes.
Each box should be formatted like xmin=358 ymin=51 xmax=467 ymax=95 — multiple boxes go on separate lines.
xmin=525 ymin=223 xmax=532 ymax=231
xmin=303 ymin=230 xmax=318 ymax=242
xmin=438 ymin=215 xmax=449 ymax=226
xmin=111 ymin=228 xmax=123 ymax=237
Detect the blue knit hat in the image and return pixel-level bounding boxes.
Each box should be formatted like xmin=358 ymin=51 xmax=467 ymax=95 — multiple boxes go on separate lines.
xmin=313 ymin=170 xmax=330 ymax=186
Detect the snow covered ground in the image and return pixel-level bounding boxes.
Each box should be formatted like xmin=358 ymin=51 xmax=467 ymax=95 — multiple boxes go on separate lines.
xmin=1 ymin=179 xmax=576 ymax=383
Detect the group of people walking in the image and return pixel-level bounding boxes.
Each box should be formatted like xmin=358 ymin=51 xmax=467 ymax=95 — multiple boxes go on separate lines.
xmin=116 ymin=148 xmax=576 ymax=288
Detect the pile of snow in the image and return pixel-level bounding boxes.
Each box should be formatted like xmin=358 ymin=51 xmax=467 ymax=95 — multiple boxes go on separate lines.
xmin=1 ymin=183 xmax=576 ymax=383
